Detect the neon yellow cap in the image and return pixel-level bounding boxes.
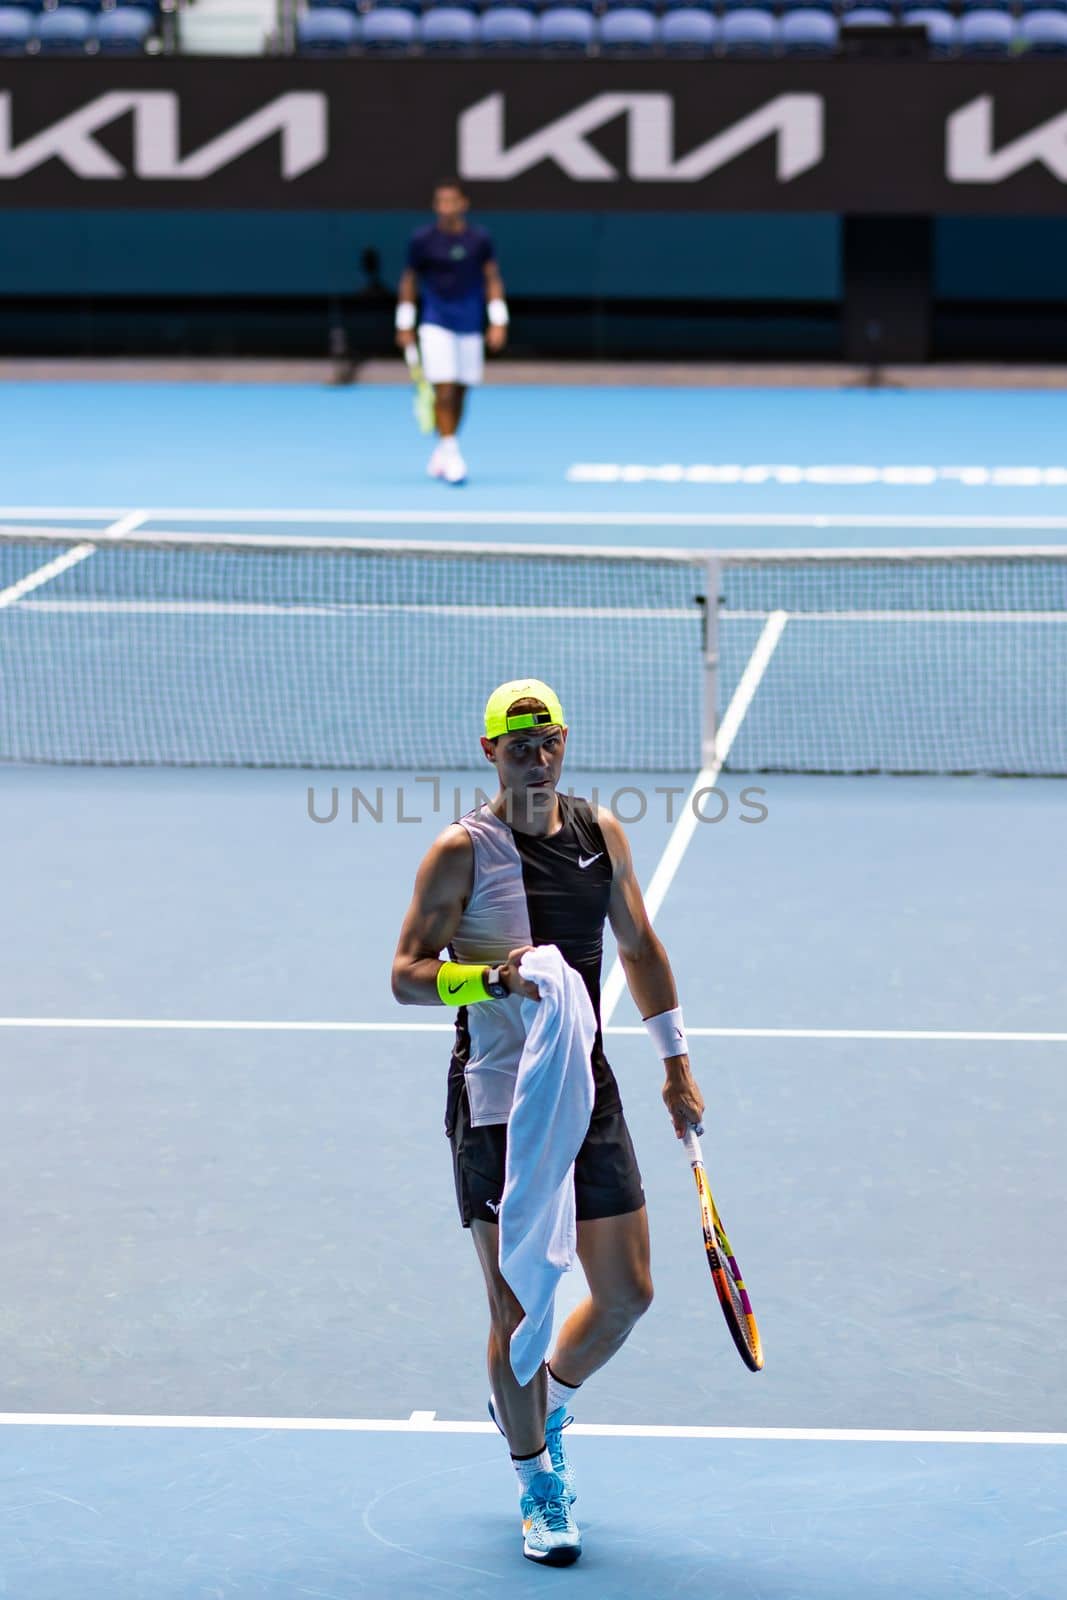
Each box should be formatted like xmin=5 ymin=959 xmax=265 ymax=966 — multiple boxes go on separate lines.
xmin=484 ymin=679 xmax=566 ymax=740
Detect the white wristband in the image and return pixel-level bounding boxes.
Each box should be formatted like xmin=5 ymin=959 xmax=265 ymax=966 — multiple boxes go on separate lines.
xmin=644 ymin=1007 xmax=688 ymax=1060
xmin=395 ymin=302 xmax=416 ymax=332
xmin=487 ymin=298 xmax=509 ymax=327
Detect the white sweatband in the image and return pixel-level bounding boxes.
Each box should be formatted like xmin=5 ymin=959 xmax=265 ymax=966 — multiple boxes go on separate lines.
xmin=487 ymin=298 xmax=509 ymax=327
xmin=644 ymin=1007 xmax=688 ymax=1060
xmin=395 ymin=302 xmax=416 ymax=332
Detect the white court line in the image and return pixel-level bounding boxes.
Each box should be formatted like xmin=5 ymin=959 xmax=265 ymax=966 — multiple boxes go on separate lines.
xmin=5 ymin=506 xmax=1067 ymax=531
xmin=1 ymin=1019 xmax=1063 ymax=1043
xmin=600 ymin=611 xmax=790 ymax=1026
xmin=0 ymin=1413 xmax=1062 ymax=1445
xmin=0 ymin=509 xmax=145 ymax=611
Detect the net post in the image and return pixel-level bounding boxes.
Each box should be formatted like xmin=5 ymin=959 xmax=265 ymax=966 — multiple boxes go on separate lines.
xmin=701 ymin=555 xmax=721 ymax=769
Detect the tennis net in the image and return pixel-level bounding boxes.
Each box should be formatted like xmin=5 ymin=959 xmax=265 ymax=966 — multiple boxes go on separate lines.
xmin=1 ymin=527 xmax=1064 ymax=774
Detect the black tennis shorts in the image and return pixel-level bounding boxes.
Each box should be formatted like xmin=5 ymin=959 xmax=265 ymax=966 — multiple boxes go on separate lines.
xmin=447 ymin=1085 xmax=645 ymax=1230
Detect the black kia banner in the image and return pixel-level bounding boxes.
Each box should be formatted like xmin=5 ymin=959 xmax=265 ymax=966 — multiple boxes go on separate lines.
xmin=0 ymin=59 xmax=1065 ymax=214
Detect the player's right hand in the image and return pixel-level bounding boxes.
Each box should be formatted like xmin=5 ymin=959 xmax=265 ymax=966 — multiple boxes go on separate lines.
xmin=396 ymin=329 xmax=416 ymax=349
xmin=504 ymin=946 xmax=541 ymax=1000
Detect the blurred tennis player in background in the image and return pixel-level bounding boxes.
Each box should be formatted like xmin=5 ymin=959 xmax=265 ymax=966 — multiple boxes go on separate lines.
xmin=394 ymin=178 xmax=508 ymax=486
xmin=392 ymin=679 xmax=705 ymax=1567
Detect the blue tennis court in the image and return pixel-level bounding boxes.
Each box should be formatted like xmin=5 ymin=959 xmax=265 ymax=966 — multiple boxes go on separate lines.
xmin=2 ymin=378 xmax=1065 ymax=1598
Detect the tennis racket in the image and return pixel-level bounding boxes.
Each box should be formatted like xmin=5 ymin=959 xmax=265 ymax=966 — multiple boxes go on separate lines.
xmin=403 ymin=342 xmax=435 ymax=435
xmin=683 ymin=1125 xmax=764 ymax=1372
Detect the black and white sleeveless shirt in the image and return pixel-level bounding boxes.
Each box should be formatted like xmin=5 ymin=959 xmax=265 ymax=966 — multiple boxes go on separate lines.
xmin=446 ymin=794 xmax=622 ymax=1127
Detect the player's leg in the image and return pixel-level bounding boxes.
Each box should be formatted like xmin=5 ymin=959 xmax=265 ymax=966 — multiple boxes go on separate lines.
xmin=553 ymin=1205 xmax=654 ymax=1384
xmin=416 ymin=324 xmax=459 ymax=479
xmin=469 ymin=1219 xmax=546 ymax=1455
xmin=470 ymin=1217 xmax=581 ymax=1564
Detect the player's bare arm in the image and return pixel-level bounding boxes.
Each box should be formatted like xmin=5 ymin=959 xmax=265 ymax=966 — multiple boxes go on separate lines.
xmin=395 ymin=267 xmax=417 ymax=350
xmin=391 ymin=827 xmax=538 ymax=1003
xmin=598 ymin=807 xmax=706 ymax=1138
xmin=485 ymin=260 xmax=508 ymax=354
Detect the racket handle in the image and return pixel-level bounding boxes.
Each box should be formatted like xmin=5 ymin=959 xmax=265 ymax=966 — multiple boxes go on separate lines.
xmin=403 ymin=342 xmax=420 ymax=369
xmin=682 ymin=1125 xmax=704 ymax=1167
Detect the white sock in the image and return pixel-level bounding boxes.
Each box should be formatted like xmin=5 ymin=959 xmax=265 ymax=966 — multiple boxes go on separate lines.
xmin=440 ymin=433 xmax=459 ymax=455
xmin=512 ymin=1447 xmax=552 ymax=1491
xmin=545 ymin=1364 xmax=581 ymax=1418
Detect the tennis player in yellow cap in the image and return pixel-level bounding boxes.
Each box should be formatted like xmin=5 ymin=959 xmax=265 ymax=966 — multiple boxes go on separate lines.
xmin=391 ymin=679 xmax=704 ymax=1567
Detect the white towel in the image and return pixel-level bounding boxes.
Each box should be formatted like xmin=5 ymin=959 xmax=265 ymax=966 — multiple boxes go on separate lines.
xmin=498 ymin=944 xmax=596 ymax=1386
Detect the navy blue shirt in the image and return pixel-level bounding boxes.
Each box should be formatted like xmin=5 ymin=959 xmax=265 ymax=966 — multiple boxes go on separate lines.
xmin=406 ymin=223 xmax=494 ymax=335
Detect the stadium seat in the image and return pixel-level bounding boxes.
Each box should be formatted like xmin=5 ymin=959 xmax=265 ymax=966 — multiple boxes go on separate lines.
xmin=360 ymin=4 xmax=415 ymax=41
xmin=657 ymin=6 xmax=717 ymax=47
xmin=536 ymin=5 xmax=593 ymax=46
xmin=477 ymin=4 xmax=535 ymax=42
xmin=780 ymin=7 xmax=837 ymax=49
xmin=296 ymin=6 xmax=357 ymax=45
xmin=1019 ymin=7 xmax=1067 ymax=45
xmin=94 ymin=3 xmax=152 ymax=45
xmin=598 ymin=5 xmax=655 ymax=45
xmin=901 ymin=7 xmax=957 ymax=52
xmin=34 ymin=4 xmax=91 ymax=45
xmin=419 ymin=4 xmax=475 ymax=41
xmin=958 ymin=8 xmax=1014 ymax=49
xmin=842 ymin=7 xmax=893 ymax=24
xmin=720 ymin=7 xmax=775 ymax=49
xmin=0 ymin=4 xmax=30 ymax=45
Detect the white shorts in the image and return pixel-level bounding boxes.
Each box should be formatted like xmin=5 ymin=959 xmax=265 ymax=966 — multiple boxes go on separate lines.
xmin=418 ymin=323 xmax=484 ymax=388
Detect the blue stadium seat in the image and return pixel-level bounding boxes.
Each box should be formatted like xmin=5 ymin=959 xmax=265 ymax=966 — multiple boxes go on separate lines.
xmin=901 ymin=7 xmax=957 ymax=51
xmin=842 ymin=7 xmax=893 ymax=23
xmin=720 ymin=7 xmax=775 ymax=48
xmin=958 ymin=8 xmax=1015 ymax=49
xmin=94 ymin=3 xmax=153 ymax=45
xmin=419 ymin=4 xmax=475 ymax=40
xmin=1019 ymin=7 xmax=1067 ymax=45
xmin=34 ymin=5 xmax=91 ymax=44
xmin=780 ymin=7 xmax=836 ymax=49
xmin=598 ymin=5 xmax=655 ymax=44
xmin=657 ymin=6 xmax=716 ymax=46
xmin=296 ymin=6 xmax=357 ymax=45
xmin=477 ymin=4 xmax=535 ymax=41
xmin=0 ymin=4 xmax=30 ymax=44
xmin=536 ymin=5 xmax=593 ymax=46
xmin=360 ymin=4 xmax=415 ymax=40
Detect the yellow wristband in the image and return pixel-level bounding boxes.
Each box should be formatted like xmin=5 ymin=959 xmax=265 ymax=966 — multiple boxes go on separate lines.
xmin=437 ymin=962 xmax=490 ymax=1006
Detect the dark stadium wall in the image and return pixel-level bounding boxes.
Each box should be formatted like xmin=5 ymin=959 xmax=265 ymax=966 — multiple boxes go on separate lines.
xmin=5 ymin=210 xmax=1067 ymax=301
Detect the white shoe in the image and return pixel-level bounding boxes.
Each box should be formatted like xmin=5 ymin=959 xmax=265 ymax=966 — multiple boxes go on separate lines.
xmin=426 ymin=443 xmax=446 ymax=479
xmin=439 ymin=439 xmax=467 ymax=486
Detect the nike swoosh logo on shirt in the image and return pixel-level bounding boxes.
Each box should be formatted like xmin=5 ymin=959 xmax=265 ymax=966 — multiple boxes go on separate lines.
xmin=578 ymin=853 xmax=603 ymax=869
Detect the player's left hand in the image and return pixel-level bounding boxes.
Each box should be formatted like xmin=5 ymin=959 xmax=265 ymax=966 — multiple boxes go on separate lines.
xmin=662 ymin=1060 xmax=705 ymax=1139
xmin=486 ymin=325 xmax=507 ymax=354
